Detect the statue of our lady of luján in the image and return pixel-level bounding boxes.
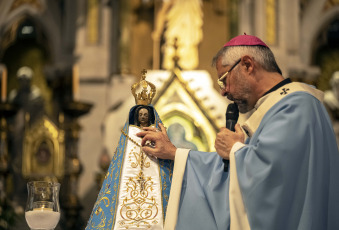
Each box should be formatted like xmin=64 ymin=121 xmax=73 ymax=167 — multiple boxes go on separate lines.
xmin=86 ymin=70 xmax=173 ymax=229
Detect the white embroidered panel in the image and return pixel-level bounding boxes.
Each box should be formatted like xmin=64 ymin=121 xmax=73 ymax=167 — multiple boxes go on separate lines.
xmin=114 ymin=126 xmax=164 ymax=230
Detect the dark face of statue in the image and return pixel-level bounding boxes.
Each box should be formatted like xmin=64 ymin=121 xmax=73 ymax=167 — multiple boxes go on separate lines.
xmin=138 ymin=108 xmax=149 ymax=127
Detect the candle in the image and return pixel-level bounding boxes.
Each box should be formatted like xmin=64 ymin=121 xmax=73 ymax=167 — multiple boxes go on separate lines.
xmin=33 ymin=207 xmax=53 ymax=211
xmin=1 ymin=66 xmax=7 ymax=103
xmin=72 ymin=64 xmax=79 ymax=101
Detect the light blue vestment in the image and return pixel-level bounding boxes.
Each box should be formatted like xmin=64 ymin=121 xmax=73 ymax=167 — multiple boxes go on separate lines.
xmin=175 ymin=88 xmax=339 ymax=229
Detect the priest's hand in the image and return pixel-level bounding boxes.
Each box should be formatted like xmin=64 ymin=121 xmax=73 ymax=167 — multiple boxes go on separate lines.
xmin=136 ymin=123 xmax=177 ymax=160
xmin=215 ymin=124 xmax=244 ymax=160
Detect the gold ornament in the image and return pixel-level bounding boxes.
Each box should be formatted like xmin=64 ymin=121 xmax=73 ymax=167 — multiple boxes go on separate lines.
xmin=131 ymin=69 xmax=156 ymax=105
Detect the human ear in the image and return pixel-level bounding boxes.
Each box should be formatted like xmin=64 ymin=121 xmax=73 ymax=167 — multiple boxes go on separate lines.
xmin=241 ymin=55 xmax=254 ymax=73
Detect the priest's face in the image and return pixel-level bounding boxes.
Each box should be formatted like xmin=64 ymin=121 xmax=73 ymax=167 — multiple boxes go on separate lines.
xmin=138 ymin=108 xmax=149 ymax=127
xmin=217 ymin=58 xmax=254 ymax=113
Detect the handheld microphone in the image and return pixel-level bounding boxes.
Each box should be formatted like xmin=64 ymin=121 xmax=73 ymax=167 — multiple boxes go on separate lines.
xmin=223 ymin=103 xmax=239 ymax=172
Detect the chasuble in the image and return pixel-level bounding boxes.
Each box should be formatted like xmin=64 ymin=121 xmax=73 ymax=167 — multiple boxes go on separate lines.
xmin=166 ymin=82 xmax=339 ymax=230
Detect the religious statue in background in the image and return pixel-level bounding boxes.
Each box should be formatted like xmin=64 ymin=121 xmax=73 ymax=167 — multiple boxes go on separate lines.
xmin=7 ymin=66 xmax=44 ymax=209
xmin=8 ymin=66 xmax=44 ymax=121
xmin=86 ymin=70 xmax=173 ymax=230
xmin=162 ymin=0 xmax=203 ymax=70
xmin=324 ymin=71 xmax=339 ymax=113
xmin=324 ymin=71 xmax=339 ymax=147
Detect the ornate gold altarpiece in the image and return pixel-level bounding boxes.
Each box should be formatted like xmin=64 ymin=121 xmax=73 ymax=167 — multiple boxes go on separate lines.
xmin=22 ymin=115 xmax=65 ymax=179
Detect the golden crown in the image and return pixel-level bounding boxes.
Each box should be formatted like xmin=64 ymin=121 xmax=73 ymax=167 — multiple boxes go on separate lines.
xmin=131 ymin=69 xmax=156 ymax=105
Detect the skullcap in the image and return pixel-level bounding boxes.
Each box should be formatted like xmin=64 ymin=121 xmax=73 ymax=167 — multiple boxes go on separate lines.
xmin=224 ymin=33 xmax=268 ymax=47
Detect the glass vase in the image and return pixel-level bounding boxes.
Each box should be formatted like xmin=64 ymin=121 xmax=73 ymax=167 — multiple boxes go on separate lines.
xmin=25 ymin=181 xmax=61 ymax=230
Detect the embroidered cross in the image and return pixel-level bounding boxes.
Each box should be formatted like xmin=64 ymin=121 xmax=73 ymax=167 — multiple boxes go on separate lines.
xmin=280 ymin=88 xmax=290 ymax=95
xmin=136 ymin=171 xmax=146 ymax=191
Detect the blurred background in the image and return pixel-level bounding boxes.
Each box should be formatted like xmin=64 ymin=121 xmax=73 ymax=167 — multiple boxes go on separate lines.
xmin=0 ymin=0 xmax=338 ymax=229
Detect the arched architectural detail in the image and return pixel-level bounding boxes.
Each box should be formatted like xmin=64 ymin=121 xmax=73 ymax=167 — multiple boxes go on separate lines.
xmin=0 ymin=0 xmax=62 ymax=65
xmin=300 ymin=1 xmax=339 ymax=66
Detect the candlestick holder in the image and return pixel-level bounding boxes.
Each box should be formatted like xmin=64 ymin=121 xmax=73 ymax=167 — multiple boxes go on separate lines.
xmin=25 ymin=181 xmax=61 ymax=230
xmin=59 ymin=99 xmax=92 ymax=229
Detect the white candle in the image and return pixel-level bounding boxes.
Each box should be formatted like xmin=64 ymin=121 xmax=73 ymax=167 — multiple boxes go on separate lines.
xmin=72 ymin=64 xmax=79 ymax=101
xmin=1 ymin=66 xmax=7 ymax=102
xmin=25 ymin=210 xmax=60 ymax=229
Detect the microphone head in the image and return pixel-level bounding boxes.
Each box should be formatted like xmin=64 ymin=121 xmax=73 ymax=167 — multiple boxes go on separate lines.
xmin=226 ymin=103 xmax=239 ymax=121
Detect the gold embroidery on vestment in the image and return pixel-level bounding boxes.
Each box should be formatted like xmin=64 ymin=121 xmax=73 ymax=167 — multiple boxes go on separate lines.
xmin=129 ymin=146 xmax=151 ymax=169
xmin=117 ymin=133 xmax=159 ymax=228
xmin=118 ymin=171 xmax=159 ymax=228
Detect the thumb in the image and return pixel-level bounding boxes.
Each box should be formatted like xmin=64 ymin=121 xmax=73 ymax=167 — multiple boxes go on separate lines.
xmin=234 ymin=123 xmax=242 ymax=134
xmin=234 ymin=123 xmax=245 ymax=142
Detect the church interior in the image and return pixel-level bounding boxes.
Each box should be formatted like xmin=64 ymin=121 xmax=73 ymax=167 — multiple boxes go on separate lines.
xmin=0 ymin=0 xmax=338 ymax=229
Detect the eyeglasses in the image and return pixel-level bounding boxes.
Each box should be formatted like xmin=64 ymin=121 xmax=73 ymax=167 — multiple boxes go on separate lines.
xmin=217 ymin=59 xmax=241 ymax=90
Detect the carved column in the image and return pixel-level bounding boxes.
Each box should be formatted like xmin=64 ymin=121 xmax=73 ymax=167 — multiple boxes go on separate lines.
xmin=60 ymin=101 xmax=92 ymax=230
xmin=0 ymin=102 xmax=17 ymax=228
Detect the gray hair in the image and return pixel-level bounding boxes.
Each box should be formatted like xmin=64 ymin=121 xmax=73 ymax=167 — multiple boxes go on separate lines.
xmin=212 ymin=46 xmax=282 ymax=75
